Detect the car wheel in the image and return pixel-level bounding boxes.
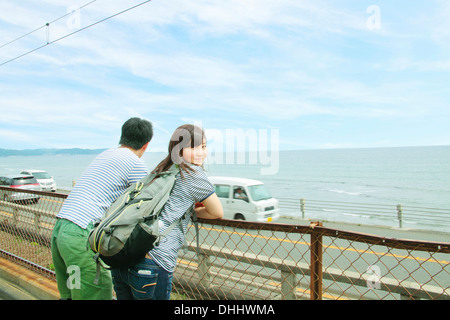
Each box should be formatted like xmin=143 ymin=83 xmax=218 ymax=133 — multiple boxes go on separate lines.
xmin=234 ymin=213 xmax=245 ymax=220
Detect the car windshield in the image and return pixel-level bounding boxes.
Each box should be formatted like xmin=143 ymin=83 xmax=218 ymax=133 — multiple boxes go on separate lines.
xmin=12 ymin=177 xmax=37 ymax=185
xmin=32 ymin=172 xmax=51 ymax=179
xmin=248 ymin=184 xmax=272 ymax=201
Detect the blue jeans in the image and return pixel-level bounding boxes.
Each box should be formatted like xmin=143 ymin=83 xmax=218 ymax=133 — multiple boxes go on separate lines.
xmin=111 ymin=257 xmax=173 ymax=300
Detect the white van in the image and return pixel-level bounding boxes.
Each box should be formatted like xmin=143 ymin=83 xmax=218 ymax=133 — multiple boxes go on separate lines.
xmin=20 ymin=170 xmax=57 ymax=192
xmin=209 ymin=176 xmax=280 ymax=223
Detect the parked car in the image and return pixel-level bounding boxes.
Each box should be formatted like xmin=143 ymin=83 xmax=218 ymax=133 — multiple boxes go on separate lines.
xmin=20 ymin=170 xmax=56 ymax=192
xmin=208 ymin=176 xmax=280 ymax=222
xmin=0 ymin=174 xmax=41 ymax=203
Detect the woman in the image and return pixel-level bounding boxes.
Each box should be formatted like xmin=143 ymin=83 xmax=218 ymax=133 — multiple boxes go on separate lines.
xmin=111 ymin=124 xmax=223 ymax=300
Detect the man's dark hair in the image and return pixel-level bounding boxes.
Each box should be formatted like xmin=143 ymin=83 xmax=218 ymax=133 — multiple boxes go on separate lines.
xmin=119 ymin=117 xmax=153 ymax=150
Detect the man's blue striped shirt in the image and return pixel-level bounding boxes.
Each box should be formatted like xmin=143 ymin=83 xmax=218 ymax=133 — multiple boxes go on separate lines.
xmin=57 ymin=148 xmax=149 ymax=229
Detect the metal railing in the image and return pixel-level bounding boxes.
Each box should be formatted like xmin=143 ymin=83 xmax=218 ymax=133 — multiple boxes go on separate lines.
xmin=279 ymin=198 xmax=450 ymax=231
xmin=0 ymin=186 xmax=449 ymax=300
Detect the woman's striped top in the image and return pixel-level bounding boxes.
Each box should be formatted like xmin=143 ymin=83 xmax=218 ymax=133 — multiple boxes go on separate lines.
xmin=57 ymin=148 xmax=149 ymax=229
xmin=149 ymin=165 xmax=215 ymax=272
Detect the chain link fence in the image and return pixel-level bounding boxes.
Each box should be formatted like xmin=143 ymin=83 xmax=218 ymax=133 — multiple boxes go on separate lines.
xmin=0 ymin=186 xmax=63 ymax=279
xmin=1 ymin=187 xmax=449 ymax=300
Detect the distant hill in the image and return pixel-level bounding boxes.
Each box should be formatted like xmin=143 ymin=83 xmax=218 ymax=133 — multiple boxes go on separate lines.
xmin=0 ymin=148 xmax=107 ymax=157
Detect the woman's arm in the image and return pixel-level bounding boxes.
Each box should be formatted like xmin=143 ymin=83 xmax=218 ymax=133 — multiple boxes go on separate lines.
xmin=194 ymin=193 xmax=223 ymax=219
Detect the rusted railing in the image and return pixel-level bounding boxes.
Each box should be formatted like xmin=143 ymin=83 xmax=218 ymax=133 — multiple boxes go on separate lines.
xmin=1 ymin=187 xmax=449 ymax=300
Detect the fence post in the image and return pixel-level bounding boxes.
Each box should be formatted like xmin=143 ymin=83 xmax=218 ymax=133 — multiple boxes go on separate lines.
xmin=198 ymin=253 xmax=211 ymax=288
xmin=12 ymin=206 xmax=19 ymax=225
xmin=310 ymin=222 xmax=323 ymax=300
xmin=397 ymin=204 xmax=403 ymax=229
xmin=280 ymin=269 xmax=297 ymax=300
xmin=34 ymin=212 xmax=41 ymax=233
xmin=300 ymin=198 xmax=305 ymax=219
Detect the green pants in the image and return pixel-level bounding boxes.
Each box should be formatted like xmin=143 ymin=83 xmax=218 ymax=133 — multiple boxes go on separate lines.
xmin=51 ymin=218 xmax=112 ymax=300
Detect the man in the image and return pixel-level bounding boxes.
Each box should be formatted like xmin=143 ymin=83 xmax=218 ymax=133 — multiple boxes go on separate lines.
xmin=234 ymin=187 xmax=248 ymax=202
xmin=51 ymin=117 xmax=153 ymax=300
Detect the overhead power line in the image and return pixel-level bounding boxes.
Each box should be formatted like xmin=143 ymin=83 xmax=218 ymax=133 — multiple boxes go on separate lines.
xmin=0 ymin=0 xmax=153 ymax=67
xmin=0 ymin=0 xmax=98 ymax=50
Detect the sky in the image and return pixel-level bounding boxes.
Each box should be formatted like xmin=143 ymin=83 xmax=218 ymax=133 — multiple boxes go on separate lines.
xmin=1 ymin=0 xmax=450 ymax=152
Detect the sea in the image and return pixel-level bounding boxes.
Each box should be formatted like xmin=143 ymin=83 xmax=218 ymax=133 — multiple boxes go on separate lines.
xmin=1 ymin=145 xmax=449 ymax=233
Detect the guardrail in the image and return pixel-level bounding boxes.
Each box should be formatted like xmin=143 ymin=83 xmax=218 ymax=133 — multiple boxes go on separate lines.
xmin=279 ymin=198 xmax=450 ymax=231
xmin=0 ymin=186 xmax=449 ymax=300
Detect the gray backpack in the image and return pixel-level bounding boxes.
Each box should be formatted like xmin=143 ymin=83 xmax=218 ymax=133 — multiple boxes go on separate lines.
xmin=88 ymin=164 xmax=197 ymax=271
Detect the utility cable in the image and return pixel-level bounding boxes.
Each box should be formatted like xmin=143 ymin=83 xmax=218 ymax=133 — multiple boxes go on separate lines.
xmin=0 ymin=0 xmax=97 ymax=50
xmin=0 ymin=0 xmax=152 ymax=67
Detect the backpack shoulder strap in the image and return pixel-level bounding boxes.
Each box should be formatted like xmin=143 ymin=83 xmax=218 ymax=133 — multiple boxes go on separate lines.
xmin=191 ymin=207 xmax=200 ymax=257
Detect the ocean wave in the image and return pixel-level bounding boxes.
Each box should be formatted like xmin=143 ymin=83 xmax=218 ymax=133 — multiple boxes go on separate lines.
xmin=342 ymin=212 xmax=371 ymax=219
xmin=326 ymin=189 xmax=363 ymax=196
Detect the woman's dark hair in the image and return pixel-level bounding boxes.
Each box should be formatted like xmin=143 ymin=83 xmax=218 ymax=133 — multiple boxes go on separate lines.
xmin=152 ymin=124 xmax=205 ymax=176
xmin=119 ymin=117 xmax=153 ymax=150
